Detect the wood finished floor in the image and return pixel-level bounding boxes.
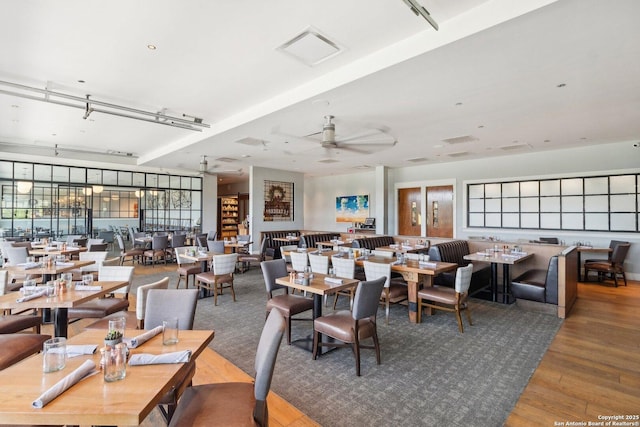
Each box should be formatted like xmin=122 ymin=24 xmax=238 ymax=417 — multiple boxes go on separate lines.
xmin=59 ymin=263 xmax=639 ymax=426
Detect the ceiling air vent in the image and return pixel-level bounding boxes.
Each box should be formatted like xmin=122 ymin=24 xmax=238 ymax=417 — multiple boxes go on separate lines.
xmin=235 ymin=137 xmax=264 ymax=146
xmin=318 ymin=158 xmax=339 ymax=164
xmin=446 ymin=151 xmax=469 ymax=158
xmin=500 ymin=143 xmax=532 ymax=151
xmin=407 ymin=157 xmax=429 ymax=163
xmin=442 ymin=135 xmax=478 ymax=145
xmin=215 ymin=157 xmax=237 ymax=163
xmin=277 ymin=27 xmax=343 ymax=66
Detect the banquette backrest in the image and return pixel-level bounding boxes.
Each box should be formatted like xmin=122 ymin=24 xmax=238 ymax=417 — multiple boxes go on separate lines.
xmin=427 ymin=240 xmax=491 ymax=295
xmin=300 ymin=233 xmax=337 ymax=249
xmin=260 ymin=230 xmax=301 ymax=259
xmin=351 ymin=236 xmax=396 ymax=250
xmin=511 ymin=256 xmax=559 ymax=305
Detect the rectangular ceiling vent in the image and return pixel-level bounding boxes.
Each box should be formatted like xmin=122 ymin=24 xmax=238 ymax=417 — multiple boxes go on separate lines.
xmin=442 ymin=135 xmax=478 ymax=145
xmin=407 ymin=157 xmax=429 ymax=163
xmin=446 ymin=151 xmax=469 ymax=158
xmin=318 ymin=158 xmax=339 ymax=164
xmin=215 ymin=157 xmax=237 ymax=163
xmin=235 ymin=137 xmax=264 ymax=146
xmin=277 ymin=27 xmax=343 ymax=66
xmin=500 ymin=143 xmax=532 ymax=151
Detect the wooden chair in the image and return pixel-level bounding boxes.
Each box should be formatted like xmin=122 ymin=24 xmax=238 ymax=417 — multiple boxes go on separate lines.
xmin=175 ymin=246 xmax=201 ymax=288
xmin=363 ymin=261 xmax=408 ymax=324
xmin=330 ymin=256 xmax=356 ymax=309
xmin=260 ymin=259 xmax=313 ymax=345
xmin=312 ymin=277 xmax=386 ymax=376
xmin=584 ymin=243 xmax=631 ymax=287
xmin=168 ymin=310 xmax=285 ymax=427
xmin=116 ymin=234 xmax=144 ymax=265
xmin=195 ymin=253 xmax=238 ymax=305
xmin=206 ymin=240 xmax=225 ymax=254
xmin=237 ymin=238 xmax=270 ymax=273
xmin=417 ymin=263 xmax=474 ymax=332
xmin=144 ymin=235 xmax=169 ymax=266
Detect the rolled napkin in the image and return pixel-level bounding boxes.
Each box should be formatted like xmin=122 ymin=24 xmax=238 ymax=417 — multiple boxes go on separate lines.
xmin=324 ymin=277 xmax=343 ymax=285
xmin=355 ymin=256 xmax=365 ymax=261
xmin=125 ymin=325 xmax=164 ymax=349
xmin=74 ymin=284 xmax=102 ymax=291
xmin=55 ymin=261 xmax=74 ymax=267
xmin=66 ymin=344 xmax=98 ymax=358
xmin=17 ymin=262 xmax=42 ymax=269
xmin=16 ymin=289 xmax=48 ymax=303
xmin=32 ymin=359 xmax=97 ymax=409
xmin=129 ymin=350 xmax=191 ymax=366
xmin=402 ymin=245 xmax=413 ymax=250
xmin=391 ymin=260 xmax=402 ymax=265
xmin=419 ymin=261 xmax=438 ymax=269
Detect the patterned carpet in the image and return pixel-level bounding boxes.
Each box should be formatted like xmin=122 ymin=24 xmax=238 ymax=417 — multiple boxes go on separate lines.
xmin=133 ymin=266 xmax=563 ymax=427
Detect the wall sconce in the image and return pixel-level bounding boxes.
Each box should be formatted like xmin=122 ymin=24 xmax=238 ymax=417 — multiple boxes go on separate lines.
xmin=432 ymin=201 xmax=439 ymax=228
xmin=16 ymin=181 xmax=33 ymax=194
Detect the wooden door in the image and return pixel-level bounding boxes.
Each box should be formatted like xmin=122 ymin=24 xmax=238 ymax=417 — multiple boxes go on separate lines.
xmin=398 ymin=187 xmax=421 ymax=236
xmin=426 ymin=185 xmax=453 ymax=238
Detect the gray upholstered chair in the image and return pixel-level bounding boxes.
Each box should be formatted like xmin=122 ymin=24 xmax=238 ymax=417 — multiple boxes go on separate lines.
xmin=237 ymin=238 xmax=269 ymax=273
xmin=312 ymin=277 xmax=386 ymax=376
xmin=260 ymin=259 xmax=313 ymax=345
xmin=584 ymin=243 xmax=631 ymax=287
xmin=206 ymin=239 xmax=225 ymax=254
xmin=144 ymin=235 xmax=169 ymax=266
xmin=195 ymin=253 xmax=238 ymax=305
xmin=116 ymin=234 xmax=144 ymax=265
xmin=417 ymin=263 xmax=474 ymax=333
xmin=363 ymin=260 xmax=407 ymax=324
xmin=330 ymin=256 xmax=356 ymax=310
xmin=167 ymin=309 xmax=286 ymax=427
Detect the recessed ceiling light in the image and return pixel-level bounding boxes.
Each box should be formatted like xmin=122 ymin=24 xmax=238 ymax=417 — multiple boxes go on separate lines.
xmin=544 ymin=139 xmax=550 ymax=143
xmin=77 ymin=80 xmax=85 ymax=84
xmin=147 ymin=44 xmax=157 ymax=50
xmin=455 ymin=102 xmax=463 ymax=106
xmin=478 ymin=125 xmax=484 ymax=129
xmin=557 ymin=83 xmax=566 ymax=88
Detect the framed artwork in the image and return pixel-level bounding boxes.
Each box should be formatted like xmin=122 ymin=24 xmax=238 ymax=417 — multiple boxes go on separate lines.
xmin=264 ymin=180 xmax=293 ymax=221
xmin=336 ymin=194 xmax=369 ymax=223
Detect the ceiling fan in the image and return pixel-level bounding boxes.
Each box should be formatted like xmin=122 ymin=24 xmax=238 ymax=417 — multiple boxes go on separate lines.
xmin=305 ymin=115 xmax=397 ymax=153
xmin=199 ymin=155 xmax=243 ymax=176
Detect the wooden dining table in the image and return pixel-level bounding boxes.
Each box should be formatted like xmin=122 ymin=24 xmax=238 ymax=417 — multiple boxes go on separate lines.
xmin=29 ymin=246 xmax=86 ymax=258
xmin=354 ymin=255 xmax=458 ymax=323
xmin=0 ymin=279 xmax=124 ymax=338
xmin=0 ymin=328 xmax=215 ymax=426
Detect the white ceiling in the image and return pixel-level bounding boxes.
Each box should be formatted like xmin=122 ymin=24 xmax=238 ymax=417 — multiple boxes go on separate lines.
xmin=1 ymin=0 xmax=639 ymax=184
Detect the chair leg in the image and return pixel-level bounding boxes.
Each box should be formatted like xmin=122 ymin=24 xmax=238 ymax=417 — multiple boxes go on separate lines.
xmin=455 ymin=307 xmax=464 ymax=333
xmin=417 ymin=298 xmax=422 ymax=323
xmin=332 ymin=293 xmax=339 ymax=310
xmin=312 ymin=329 xmax=319 ymax=360
xmin=230 ymin=281 xmax=236 ymax=302
xmin=353 ymin=334 xmax=361 ymax=376
xmin=464 ymin=306 xmax=473 ymax=326
xmin=372 ymin=328 xmax=381 ymax=365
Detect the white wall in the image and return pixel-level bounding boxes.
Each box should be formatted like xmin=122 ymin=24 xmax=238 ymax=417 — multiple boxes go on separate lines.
xmin=201 ymin=174 xmax=218 ymax=235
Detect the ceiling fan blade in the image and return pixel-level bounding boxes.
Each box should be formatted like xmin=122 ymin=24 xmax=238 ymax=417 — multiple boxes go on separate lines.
xmin=339 ymin=137 xmax=397 ymax=146
xmin=336 ymin=146 xmax=372 ymax=154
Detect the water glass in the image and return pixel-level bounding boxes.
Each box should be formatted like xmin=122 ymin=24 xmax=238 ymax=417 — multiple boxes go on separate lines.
xmin=61 ymin=272 xmax=73 ymax=288
xmin=26 ymin=256 xmax=36 ymax=264
xmin=104 ymin=345 xmax=127 ymax=382
xmin=22 ymin=279 xmax=37 ymax=296
xmin=163 ymin=317 xmax=179 ymax=345
xmin=45 ymin=281 xmax=58 ymax=297
xmin=82 ymin=274 xmax=93 ymax=285
xmin=43 ymin=337 xmax=66 ymax=373
xmin=328 ymin=268 xmax=335 ymax=277
xmin=108 ymin=317 xmax=126 ymax=341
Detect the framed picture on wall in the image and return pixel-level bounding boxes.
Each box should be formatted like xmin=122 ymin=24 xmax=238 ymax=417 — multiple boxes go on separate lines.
xmin=336 ymin=194 xmax=369 ymax=223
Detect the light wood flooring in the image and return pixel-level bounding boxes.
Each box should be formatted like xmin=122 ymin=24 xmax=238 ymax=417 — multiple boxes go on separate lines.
xmin=59 ymin=263 xmax=639 ymax=426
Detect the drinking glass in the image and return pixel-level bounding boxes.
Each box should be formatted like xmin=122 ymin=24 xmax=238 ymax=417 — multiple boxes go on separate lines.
xmin=104 ymin=345 xmax=127 ymax=382
xmin=82 ymin=274 xmax=93 ymax=285
xmin=43 ymin=337 xmax=66 ymax=373
xmin=162 ymin=317 xmax=179 ymax=345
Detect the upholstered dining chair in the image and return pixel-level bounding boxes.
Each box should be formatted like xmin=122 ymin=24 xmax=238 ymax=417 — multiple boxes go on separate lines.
xmin=116 ymin=234 xmax=144 ymax=265
xmin=206 ymin=239 xmax=225 ymax=254
xmin=70 ymin=250 xmax=108 ymax=281
xmin=330 ymin=256 xmax=356 ymax=310
xmin=0 ymin=333 xmax=52 ymax=371
xmin=583 ymin=240 xmax=628 ymax=265
xmin=237 ymin=237 xmax=270 ymax=273
xmin=312 ymin=277 xmax=386 ymax=376
xmin=175 ymin=246 xmax=201 ymax=289
xmin=584 ymin=243 xmax=631 ymax=287
xmin=195 ymin=253 xmax=238 ymax=305
xmin=144 ymin=235 xmax=169 ymax=266
xmin=144 ymin=288 xmax=199 ymax=423
xmin=279 ymin=244 xmax=298 ymax=272
xmin=1 ymin=270 xmax=42 ymax=334
xmin=289 ymin=250 xmax=308 ymax=272
xmin=168 ymin=309 xmax=285 ymax=427
xmin=84 ymin=277 xmax=170 ymax=330
xmin=308 ymin=253 xmax=329 ymax=274
xmin=417 ymin=263 xmax=474 ymax=333
xmin=363 ymin=260 xmax=408 ymax=324
xmin=260 ymin=258 xmax=313 ymax=345
xmin=68 ymin=266 xmax=134 ymax=321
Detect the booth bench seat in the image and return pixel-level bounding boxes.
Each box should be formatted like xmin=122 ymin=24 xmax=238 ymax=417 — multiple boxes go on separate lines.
xmin=427 ymin=240 xmax=491 ymax=295
xmin=351 ymin=236 xmax=396 ymax=250
xmin=511 ymin=256 xmax=559 ymax=305
xmin=260 ymin=230 xmax=300 ymax=259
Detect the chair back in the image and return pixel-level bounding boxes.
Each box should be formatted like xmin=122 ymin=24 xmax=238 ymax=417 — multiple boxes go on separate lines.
xmin=87 ymin=238 xmax=104 ymax=248
xmin=372 ymin=250 xmax=393 ymax=259
xmin=73 ymin=237 xmax=87 ymax=247
xmin=279 ymin=245 xmax=298 ymax=263
xmin=289 ymin=251 xmax=308 ymax=272
xmin=98 ymin=266 xmax=134 ymax=295
xmin=308 ymin=253 xmax=329 ymax=274
xmin=79 ymin=251 xmax=108 ymax=273
xmin=260 ymin=258 xmax=288 ymax=295
xmin=89 ymin=243 xmax=108 ymax=251
xmin=5 ymin=246 xmax=28 ymax=265
xmin=171 ymin=233 xmax=187 ymax=248
xmin=363 ymin=260 xmax=390 ymax=288
xmin=538 ymin=237 xmax=559 ymax=244
xmin=454 ymin=263 xmax=474 ymax=294
xmin=206 ymin=231 xmax=217 ymax=241
xmin=611 ymin=243 xmax=630 ymax=265
xmin=212 ymin=253 xmax=238 ymax=275
xmin=98 ymin=230 xmax=115 ymax=243
xmin=238 ymin=234 xmax=251 ymax=243
xmin=352 ymin=277 xmax=386 ymax=320
xmin=331 ymin=256 xmax=355 ymax=279
xmin=144 ymin=289 xmax=199 ymax=330
xmin=207 ymin=240 xmax=225 ymax=253
xmin=609 ymin=240 xmax=629 ymax=260
xmin=116 ymin=234 xmax=126 ymax=251
xmin=0 ymin=270 xmax=8 ymax=296
xmin=152 ymin=235 xmax=169 ymax=250
xmin=136 ymin=277 xmax=170 ymax=323
xmin=66 ymin=235 xmax=82 ymax=245
xmin=253 ymin=310 xmax=286 ymax=409
xmin=196 ymin=234 xmax=208 ymax=247
xmin=175 ymin=246 xmax=197 ymax=266
xmin=102 ymin=257 xmax=121 ymax=266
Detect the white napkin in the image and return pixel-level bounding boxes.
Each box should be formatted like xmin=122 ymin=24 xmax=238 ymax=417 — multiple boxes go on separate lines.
xmin=402 ymin=245 xmax=413 ymax=250
xmin=32 ymin=360 xmax=97 ymax=408
xmin=125 ymin=325 xmax=163 ymax=349
xmin=74 ymin=285 xmax=102 ymax=291
xmin=355 ymin=256 xmax=365 ymax=261
xmin=324 ymin=277 xmax=343 ymax=285
xmin=66 ymin=344 xmax=98 ymax=358
xmin=331 ymin=240 xmax=344 ymax=244
xmin=128 ymin=350 xmax=191 ymax=366
xmin=419 ymin=261 xmax=438 ymax=269
xmin=16 ymin=289 xmax=47 ymax=303
xmin=391 ymin=260 xmax=402 ymax=265
xmin=17 ymin=262 xmax=42 ymax=269
xmin=55 ymin=261 xmax=74 ymax=267
xmin=415 ymin=244 xmax=425 ymax=249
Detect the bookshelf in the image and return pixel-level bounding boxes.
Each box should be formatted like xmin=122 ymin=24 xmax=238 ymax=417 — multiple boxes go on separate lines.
xmin=220 ymin=196 xmax=238 ymax=238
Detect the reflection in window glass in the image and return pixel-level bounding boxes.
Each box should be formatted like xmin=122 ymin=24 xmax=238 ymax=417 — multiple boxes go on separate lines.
xmin=87 ymin=169 xmax=102 ymax=184
xmin=118 ymin=171 xmax=132 ymax=186
xmin=103 ymin=170 xmax=118 ymax=186
xmin=133 ymin=173 xmax=145 ymax=187
xmin=70 ymin=168 xmax=85 ymax=183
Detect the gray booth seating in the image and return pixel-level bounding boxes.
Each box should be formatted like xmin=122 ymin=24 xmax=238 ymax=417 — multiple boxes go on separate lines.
xmin=300 ymin=233 xmax=338 ymax=249
xmin=511 ymin=256 xmax=559 ymax=305
xmin=260 ymin=230 xmax=301 ymax=259
xmin=427 ymin=240 xmax=491 ymax=296
xmin=351 ymin=236 xmax=396 ymax=250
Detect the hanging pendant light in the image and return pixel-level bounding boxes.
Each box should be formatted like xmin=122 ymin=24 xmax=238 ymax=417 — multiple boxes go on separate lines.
xmin=16 ymin=181 xmax=32 ymax=193
xmin=92 ymin=185 xmax=104 ymax=194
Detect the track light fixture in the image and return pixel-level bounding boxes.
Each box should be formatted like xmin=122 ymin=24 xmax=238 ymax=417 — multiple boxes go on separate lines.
xmin=401 ymin=0 xmax=439 ymax=31
xmin=0 ymin=79 xmax=211 ymax=132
